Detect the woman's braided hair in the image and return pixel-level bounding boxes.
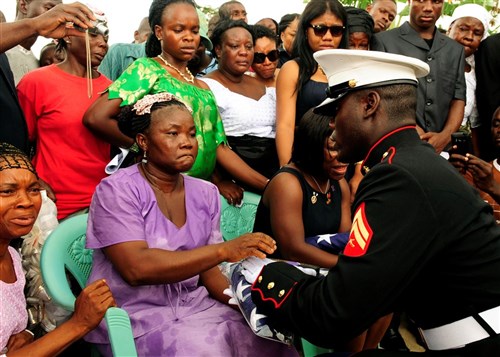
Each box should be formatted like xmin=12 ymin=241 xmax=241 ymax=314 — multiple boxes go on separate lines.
xmin=117 ymin=94 xmax=192 ymax=138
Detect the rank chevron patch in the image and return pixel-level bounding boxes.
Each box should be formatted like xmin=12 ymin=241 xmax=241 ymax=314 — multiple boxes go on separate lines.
xmin=344 ymin=202 xmax=373 ymax=257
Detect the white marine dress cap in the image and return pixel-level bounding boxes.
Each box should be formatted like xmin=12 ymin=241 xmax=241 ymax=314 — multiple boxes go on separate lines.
xmin=314 ymin=49 xmax=430 ymax=115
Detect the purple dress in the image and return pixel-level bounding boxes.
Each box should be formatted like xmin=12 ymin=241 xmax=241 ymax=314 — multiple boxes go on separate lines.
xmin=85 ymin=165 xmax=297 ymax=357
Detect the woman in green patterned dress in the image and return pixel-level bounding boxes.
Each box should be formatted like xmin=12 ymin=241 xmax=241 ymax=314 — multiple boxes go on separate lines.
xmin=83 ymin=0 xmax=267 ymax=205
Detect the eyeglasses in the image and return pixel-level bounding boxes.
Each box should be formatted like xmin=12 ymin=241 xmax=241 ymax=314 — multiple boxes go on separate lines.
xmin=253 ymin=49 xmax=279 ymax=64
xmin=309 ymin=24 xmax=345 ymax=37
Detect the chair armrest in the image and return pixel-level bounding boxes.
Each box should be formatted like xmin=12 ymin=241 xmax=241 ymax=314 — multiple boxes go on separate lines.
xmin=105 ymin=307 xmax=137 ymax=357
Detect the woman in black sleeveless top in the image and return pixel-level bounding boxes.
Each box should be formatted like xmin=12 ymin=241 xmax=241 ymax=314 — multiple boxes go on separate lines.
xmin=253 ymin=110 xmax=351 ymax=268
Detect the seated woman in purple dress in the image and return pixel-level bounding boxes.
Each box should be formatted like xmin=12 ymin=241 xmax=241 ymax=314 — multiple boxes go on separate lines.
xmin=84 ymin=93 xmax=298 ymax=357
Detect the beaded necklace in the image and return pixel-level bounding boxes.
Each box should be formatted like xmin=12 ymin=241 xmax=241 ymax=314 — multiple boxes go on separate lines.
xmin=158 ymin=54 xmax=194 ymax=83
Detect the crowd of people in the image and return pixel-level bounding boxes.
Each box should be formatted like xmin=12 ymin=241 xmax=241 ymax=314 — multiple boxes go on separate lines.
xmin=1 ymin=0 xmax=499 ymax=356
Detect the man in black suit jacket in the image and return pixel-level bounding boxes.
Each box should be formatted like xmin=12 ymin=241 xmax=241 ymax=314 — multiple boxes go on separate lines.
xmin=475 ymin=33 xmax=500 ymax=161
xmin=372 ymin=0 xmax=465 ymax=154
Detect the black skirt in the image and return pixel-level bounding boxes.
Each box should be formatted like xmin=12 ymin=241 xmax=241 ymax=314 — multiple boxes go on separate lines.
xmin=226 ymin=135 xmax=279 ymax=179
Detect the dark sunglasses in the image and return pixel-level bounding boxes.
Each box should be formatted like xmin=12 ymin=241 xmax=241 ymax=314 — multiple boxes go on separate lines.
xmin=309 ymin=24 xmax=345 ymax=37
xmin=253 ymin=49 xmax=279 ymax=64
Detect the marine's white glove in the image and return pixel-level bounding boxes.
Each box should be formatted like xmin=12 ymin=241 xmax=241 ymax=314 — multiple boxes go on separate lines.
xmin=223 ymin=287 xmax=238 ymax=306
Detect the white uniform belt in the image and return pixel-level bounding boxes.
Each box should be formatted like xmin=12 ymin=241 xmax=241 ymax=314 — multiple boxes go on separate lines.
xmin=419 ymin=305 xmax=500 ymax=351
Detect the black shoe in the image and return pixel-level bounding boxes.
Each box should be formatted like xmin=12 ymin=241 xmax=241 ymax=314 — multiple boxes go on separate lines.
xmin=379 ymin=328 xmax=409 ymax=352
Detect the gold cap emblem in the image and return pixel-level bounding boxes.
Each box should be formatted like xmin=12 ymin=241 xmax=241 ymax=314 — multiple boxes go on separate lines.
xmin=258 ymin=276 xmax=262 ymax=283
xmin=267 ymin=282 xmax=275 ymax=290
xmin=278 ymin=289 xmax=285 ymax=298
xmin=348 ymin=79 xmax=357 ymax=88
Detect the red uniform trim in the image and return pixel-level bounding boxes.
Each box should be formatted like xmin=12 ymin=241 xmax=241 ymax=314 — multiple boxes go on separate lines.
xmin=386 ymin=146 xmax=396 ymax=164
xmin=251 ymin=276 xmax=298 ymax=309
xmin=361 ymin=126 xmax=415 ymax=169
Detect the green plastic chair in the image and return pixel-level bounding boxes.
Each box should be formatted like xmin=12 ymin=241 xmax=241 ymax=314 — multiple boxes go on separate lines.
xmin=301 ymin=338 xmax=334 ymax=357
xmin=40 ymin=214 xmax=137 ymax=357
xmin=220 ymin=191 xmax=261 ymax=241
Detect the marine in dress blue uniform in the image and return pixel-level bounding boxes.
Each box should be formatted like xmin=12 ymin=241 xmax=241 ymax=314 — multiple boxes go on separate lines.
xmin=249 ymin=50 xmax=500 ymax=355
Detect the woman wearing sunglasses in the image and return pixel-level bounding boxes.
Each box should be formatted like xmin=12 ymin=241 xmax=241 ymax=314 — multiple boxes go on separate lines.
xmin=202 ymin=20 xmax=279 ymax=182
xmin=275 ymin=0 xmax=348 ymax=167
xmin=248 ymin=25 xmax=280 ymax=88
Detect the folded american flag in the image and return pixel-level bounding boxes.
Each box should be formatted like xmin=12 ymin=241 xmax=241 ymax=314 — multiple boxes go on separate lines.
xmin=305 ymin=232 xmax=349 ymax=254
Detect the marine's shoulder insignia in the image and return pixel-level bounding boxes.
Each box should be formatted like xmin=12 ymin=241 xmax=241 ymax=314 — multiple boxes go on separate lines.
xmin=344 ymin=202 xmax=373 ymax=257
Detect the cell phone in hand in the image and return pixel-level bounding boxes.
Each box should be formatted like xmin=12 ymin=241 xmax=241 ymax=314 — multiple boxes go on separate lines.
xmin=451 ymin=132 xmax=472 ymax=156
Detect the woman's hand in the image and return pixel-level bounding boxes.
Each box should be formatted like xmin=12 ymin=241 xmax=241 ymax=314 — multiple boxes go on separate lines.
xmin=70 ymin=279 xmax=116 ymax=333
xmin=221 ymin=233 xmax=276 ymax=262
xmin=215 ymin=180 xmax=244 ymax=206
xmin=6 ymin=330 xmax=34 ymax=352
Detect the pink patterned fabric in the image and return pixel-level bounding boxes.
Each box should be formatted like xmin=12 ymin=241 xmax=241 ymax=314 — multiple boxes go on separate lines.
xmin=0 ymin=247 xmax=28 ymax=351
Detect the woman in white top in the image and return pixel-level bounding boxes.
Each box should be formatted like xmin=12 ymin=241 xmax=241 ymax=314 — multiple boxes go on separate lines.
xmin=447 ymin=4 xmax=491 ymax=154
xmin=202 ymin=19 xmax=279 ymax=182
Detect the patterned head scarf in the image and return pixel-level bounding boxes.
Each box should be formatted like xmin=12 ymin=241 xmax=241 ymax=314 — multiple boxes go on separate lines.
xmin=133 ymin=93 xmax=193 ymax=115
xmin=0 ymin=143 xmax=38 ymax=178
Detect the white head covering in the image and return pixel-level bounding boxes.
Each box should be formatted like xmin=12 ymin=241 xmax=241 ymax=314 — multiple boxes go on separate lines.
xmin=313 ymin=49 xmax=429 ymax=114
xmin=449 ymin=4 xmax=491 ymax=41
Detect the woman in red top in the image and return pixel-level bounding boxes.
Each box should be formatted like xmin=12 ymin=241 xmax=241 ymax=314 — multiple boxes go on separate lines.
xmin=17 ymin=10 xmax=111 ymax=220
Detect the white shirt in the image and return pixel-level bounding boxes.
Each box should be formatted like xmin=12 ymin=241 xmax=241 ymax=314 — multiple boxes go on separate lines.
xmin=201 ymin=78 xmax=276 ymax=138
xmin=5 ymin=45 xmax=39 ymax=85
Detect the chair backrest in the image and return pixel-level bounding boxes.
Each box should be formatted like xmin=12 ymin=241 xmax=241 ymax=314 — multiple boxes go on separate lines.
xmin=40 ymin=214 xmax=138 ymax=357
xmin=40 ymin=213 xmax=92 ymax=311
xmin=220 ymin=191 xmax=261 ymax=241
